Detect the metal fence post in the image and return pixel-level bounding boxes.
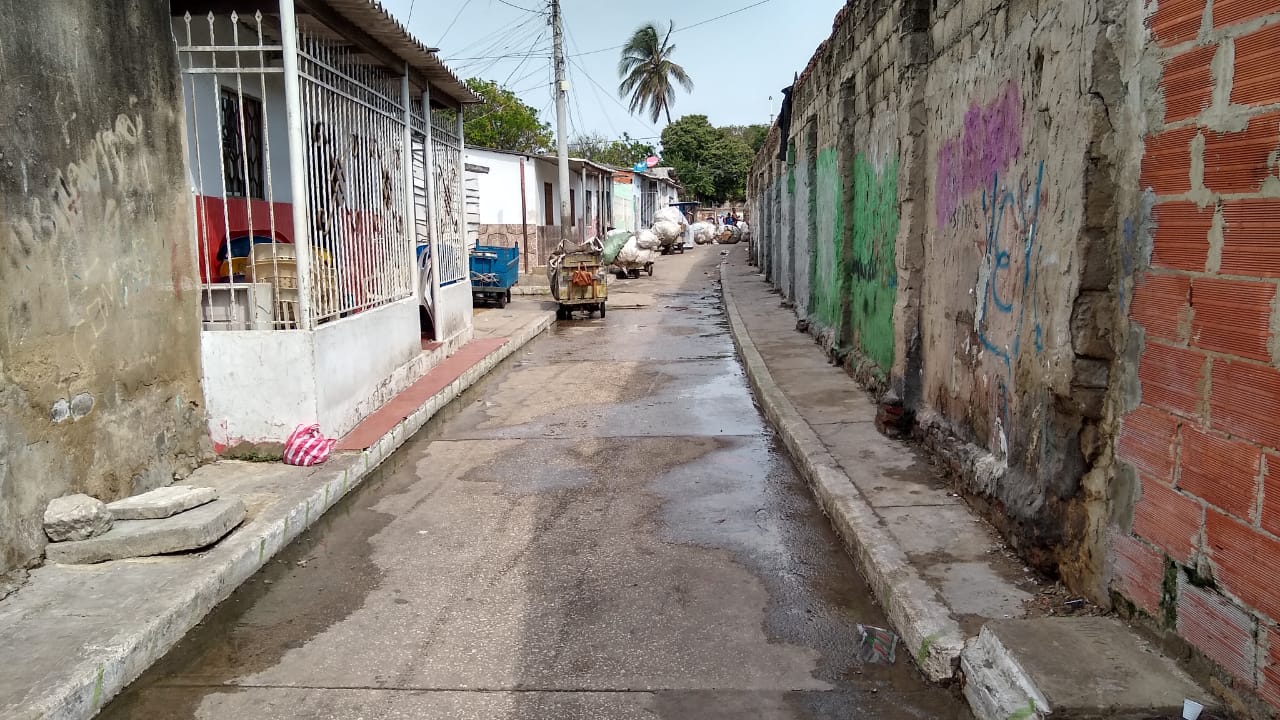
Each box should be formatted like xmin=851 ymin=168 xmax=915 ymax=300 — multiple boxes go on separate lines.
xmin=278 ymin=0 xmax=314 ymax=329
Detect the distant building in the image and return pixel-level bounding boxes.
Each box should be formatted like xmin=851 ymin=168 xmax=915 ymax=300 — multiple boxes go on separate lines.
xmin=464 ymin=147 xmax=614 ymax=269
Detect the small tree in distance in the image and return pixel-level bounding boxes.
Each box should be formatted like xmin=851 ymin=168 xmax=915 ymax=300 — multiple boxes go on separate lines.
xmin=569 ymin=132 xmax=657 ymax=168
xmin=463 ymin=78 xmax=555 ymax=154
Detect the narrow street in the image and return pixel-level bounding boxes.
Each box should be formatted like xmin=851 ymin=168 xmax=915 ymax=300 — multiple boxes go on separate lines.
xmin=101 ymin=247 xmax=968 ymax=720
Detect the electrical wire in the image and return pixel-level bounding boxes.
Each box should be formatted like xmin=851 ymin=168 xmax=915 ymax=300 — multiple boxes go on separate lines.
xmin=564 ymin=24 xmax=620 ymax=139
xmin=445 ymin=12 xmax=541 ymax=61
xmin=568 ymin=0 xmax=775 ymax=58
xmin=569 ymin=55 xmax=661 ymax=136
xmin=495 ymin=0 xmax=543 ymax=12
xmin=501 ymin=25 xmax=549 ymax=86
xmin=452 ymin=19 xmax=547 ymax=75
xmin=435 ymin=0 xmax=477 ymax=45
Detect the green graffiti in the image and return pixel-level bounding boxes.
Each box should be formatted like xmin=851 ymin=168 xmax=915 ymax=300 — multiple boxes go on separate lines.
xmin=850 ymin=152 xmax=898 ymax=371
xmin=812 ymin=148 xmax=844 ymax=329
xmin=786 ymin=141 xmax=797 ymax=195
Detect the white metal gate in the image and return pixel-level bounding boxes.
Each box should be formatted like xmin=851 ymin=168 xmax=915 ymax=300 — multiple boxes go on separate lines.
xmin=431 ymin=110 xmax=466 ymax=287
xmin=296 ymin=16 xmax=414 ymax=323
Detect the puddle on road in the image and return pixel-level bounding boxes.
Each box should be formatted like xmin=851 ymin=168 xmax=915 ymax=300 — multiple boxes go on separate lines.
xmin=653 ymin=433 xmax=967 ymax=717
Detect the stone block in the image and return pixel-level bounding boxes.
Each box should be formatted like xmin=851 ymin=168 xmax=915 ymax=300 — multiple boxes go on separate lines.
xmin=962 ymin=616 xmax=1213 ymax=719
xmin=43 ymin=494 xmax=113 ymax=542
xmin=105 ymin=486 xmax=218 ymax=520
xmin=45 ymin=498 xmax=246 ymax=565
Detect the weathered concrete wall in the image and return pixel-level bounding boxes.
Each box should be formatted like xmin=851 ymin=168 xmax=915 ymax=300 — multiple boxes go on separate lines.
xmin=917 ymin=0 xmax=1130 ymax=584
xmin=750 ymin=0 xmax=1132 ymax=604
xmin=1110 ymin=0 xmax=1280 ymax=713
xmin=754 ymin=1 xmax=912 ymax=382
xmin=0 ymin=0 xmax=209 ymax=573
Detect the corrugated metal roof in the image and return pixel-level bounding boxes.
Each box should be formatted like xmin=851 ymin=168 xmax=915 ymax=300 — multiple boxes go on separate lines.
xmin=321 ymin=0 xmax=481 ymax=105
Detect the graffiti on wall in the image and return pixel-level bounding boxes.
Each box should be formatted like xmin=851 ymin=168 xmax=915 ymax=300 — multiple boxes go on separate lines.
xmin=851 ymin=152 xmax=899 ymax=371
xmin=812 ymin=148 xmax=844 ymax=331
xmin=936 ymin=81 xmax=1023 ymax=228
xmin=934 ymin=80 xmax=1045 ymax=447
xmin=973 ymin=161 xmax=1046 ymax=368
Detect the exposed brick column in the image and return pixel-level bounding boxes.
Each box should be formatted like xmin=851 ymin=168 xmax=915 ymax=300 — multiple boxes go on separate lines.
xmin=1114 ymin=0 xmax=1280 ymax=711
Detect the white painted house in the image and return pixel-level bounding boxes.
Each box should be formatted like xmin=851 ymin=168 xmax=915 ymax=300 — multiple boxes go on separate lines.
xmin=611 ymin=168 xmax=683 ymax=231
xmin=465 ymin=147 xmax=614 ymax=269
xmin=173 ymin=0 xmax=481 ymax=450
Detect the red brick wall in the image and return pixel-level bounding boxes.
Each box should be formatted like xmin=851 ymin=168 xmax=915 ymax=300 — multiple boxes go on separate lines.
xmin=1115 ymin=0 xmax=1280 ymax=711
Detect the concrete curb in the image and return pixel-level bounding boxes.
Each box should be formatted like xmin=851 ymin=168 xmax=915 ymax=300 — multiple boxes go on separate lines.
xmin=511 ymin=286 xmax=551 ymax=296
xmin=961 ymin=626 xmax=1052 ymax=720
xmin=24 ymin=311 xmax=555 ymax=720
xmin=719 ymin=263 xmax=965 ymax=683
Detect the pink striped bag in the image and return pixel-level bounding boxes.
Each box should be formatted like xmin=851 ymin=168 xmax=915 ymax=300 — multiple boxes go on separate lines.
xmin=283 ymin=424 xmax=336 ymax=466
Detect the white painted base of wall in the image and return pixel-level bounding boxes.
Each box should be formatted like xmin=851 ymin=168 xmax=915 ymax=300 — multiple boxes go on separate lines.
xmin=436 ymin=279 xmax=474 ymax=343
xmin=202 ymin=296 xmax=472 ymax=448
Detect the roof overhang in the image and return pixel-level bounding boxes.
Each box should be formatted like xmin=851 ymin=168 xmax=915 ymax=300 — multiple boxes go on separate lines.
xmin=304 ymin=0 xmax=480 ymax=107
xmin=170 ymin=0 xmax=481 ymax=107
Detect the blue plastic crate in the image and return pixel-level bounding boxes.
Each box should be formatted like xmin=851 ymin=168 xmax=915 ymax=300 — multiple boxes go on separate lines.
xmin=469 ymin=243 xmax=519 ymax=290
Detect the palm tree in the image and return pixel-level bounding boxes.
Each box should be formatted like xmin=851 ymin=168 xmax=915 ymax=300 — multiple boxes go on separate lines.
xmin=617 ymin=21 xmax=694 ymax=125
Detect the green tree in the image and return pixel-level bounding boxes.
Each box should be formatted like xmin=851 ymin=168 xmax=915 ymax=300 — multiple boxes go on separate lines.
xmin=660 ymin=115 xmax=753 ymax=204
xmin=723 ymin=124 xmax=770 ymax=154
xmin=462 ymin=78 xmax=554 ymax=153
xmin=617 ymin=21 xmax=694 ymax=125
xmin=569 ymin=132 xmax=656 ymax=168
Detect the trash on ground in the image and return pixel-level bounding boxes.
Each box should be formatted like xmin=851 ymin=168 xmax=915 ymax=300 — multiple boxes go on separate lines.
xmin=855 ymin=625 xmax=899 ymax=664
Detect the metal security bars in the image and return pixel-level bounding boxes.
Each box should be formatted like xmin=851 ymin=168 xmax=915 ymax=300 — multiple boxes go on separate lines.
xmin=178 ymin=4 xmax=428 ymax=332
xmin=178 ymin=10 xmax=295 ymax=330
xmin=295 ymin=15 xmax=414 ymax=324
xmin=430 ymin=108 xmax=467 ymax=286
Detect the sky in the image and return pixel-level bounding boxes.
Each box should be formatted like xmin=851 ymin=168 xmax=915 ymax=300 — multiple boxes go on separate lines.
xmin=376 ymin=0 xmax=847 ymax=146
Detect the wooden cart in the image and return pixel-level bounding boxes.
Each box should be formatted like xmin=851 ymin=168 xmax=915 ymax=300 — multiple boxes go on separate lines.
xmin=553 ymin=252 xmax=608 ymax=319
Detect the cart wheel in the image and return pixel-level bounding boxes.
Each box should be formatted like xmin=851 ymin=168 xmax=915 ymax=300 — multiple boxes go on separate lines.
xmin=505 ymin=289 xmax=512 ymax=305
xmin=497 ymin=295 xmax=507 ymax=309
xmin=628 ymin=269 xmax=640 ymax=279
xmin=646 ymin=264 xmax=654 ymax=277
xmin=599 ymin=302 xmax=606 ymax=318
xmin=556 ymin=305 xmax=567 ymax=320
xmin=616 ymin=271 xmax=627 ymax=280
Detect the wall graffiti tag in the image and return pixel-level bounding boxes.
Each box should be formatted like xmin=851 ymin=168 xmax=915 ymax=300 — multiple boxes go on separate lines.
xmin=933 ymin=80 xmax=1045 ymax=445
xmin=935 ymin=81 xmax=1023 ymax=228
xmin=974 ymin=161 xmax=1046 ymax=368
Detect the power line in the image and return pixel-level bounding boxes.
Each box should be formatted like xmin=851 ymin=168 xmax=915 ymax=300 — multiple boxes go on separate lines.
xmin=435 ymin=0 xmax=477 ymax=46
xmin=502 ymin=26 xmax=549 ymax=86
xmin=495 ymin=0 xmax=544 ymax=12
xmin=568 ymin=0 xmax=775 ymax=58
xmin=564 ymin=24 xmax=619 ymax=138
xmin=569 ymin=55 xmax=661 ymax=136
xmin=451 ymin=18 xmax=546 ymax=74
xmin=445 ymin=12 xmax=540 ymax=61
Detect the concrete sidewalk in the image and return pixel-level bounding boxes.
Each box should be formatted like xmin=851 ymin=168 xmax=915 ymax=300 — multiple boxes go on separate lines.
xmin=0 ymin=300 xmax=554 ymax=720
xmin=720 ymin=251 xmax=1212 ymax=720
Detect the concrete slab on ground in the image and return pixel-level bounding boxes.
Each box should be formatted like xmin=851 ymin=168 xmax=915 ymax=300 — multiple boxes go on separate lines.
xmin=45 ymin=498 xmax=246 ymax=565
xmin=962 ymin=617 xmax=1213 ymax=719
xmin=0 ymin=307 xmax=555 ymax=720
xmin=105 ymin=486 xmax=218 ymax=521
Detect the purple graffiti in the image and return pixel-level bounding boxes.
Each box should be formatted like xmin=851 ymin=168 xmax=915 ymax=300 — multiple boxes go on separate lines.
xmin=935 ymin=81 xmax=1024 ymax=227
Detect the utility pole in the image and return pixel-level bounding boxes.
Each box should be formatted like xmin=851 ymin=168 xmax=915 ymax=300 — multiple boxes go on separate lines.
xmin=551 ymin=0 xmax=573 ymax=251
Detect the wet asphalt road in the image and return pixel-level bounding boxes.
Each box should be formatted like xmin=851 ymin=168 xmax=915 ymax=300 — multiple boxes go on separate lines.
xmin=101 ymin=247 xmax=968 ymax=720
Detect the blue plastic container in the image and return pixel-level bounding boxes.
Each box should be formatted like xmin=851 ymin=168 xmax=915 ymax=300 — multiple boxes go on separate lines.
xmin=469 ymin=243 xmax=519 ymax=290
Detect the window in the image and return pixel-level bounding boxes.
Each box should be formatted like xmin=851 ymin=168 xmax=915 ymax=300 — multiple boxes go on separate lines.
xmin=220 ymin=87 xmax=265 ymax=199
